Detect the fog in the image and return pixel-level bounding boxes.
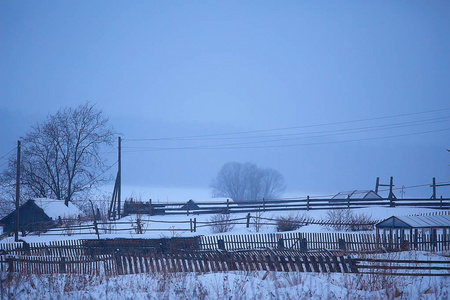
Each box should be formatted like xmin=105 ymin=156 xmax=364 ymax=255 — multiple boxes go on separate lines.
xmin=1 ymin=1 xmax=449 ymax=201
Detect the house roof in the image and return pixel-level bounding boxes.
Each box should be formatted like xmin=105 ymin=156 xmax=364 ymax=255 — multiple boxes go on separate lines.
xmin=32 ymin=198 xmax=81 ymax=219
xmin=332 ymin=190 xmax=382 ymax=200
xmin=376 ymin=215 xmax=450 ymax=229
xmin=0 ymin=198 xmax=81 ymax=224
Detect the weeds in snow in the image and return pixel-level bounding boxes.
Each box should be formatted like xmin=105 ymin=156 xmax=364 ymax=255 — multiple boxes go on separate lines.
xmin=2 ymin=268 xmax=449 ymax=299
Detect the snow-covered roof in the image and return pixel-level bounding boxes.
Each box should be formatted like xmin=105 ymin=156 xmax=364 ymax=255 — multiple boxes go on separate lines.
xmin=376 ymin=215 xmax=450 ymax=229
xmin=33 ymin=198 xmax=81 ymax=220
xmin=332 ymin=190 xmax=381 ymax=200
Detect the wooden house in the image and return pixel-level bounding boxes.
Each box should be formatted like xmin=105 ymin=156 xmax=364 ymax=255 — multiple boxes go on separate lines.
xmin=0 ymin=198 xmax=81 ymax=235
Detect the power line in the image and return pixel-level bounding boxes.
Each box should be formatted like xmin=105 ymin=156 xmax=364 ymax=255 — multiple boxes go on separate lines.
xmin=0 ymin=148 xmax=14 ymax=162
xmin=125 ymin=116 xmax=449 ymax=144
xmin=124 ymin=107 xmax=450 ymax=142
xmin=121 ymin=127 xmax=450 ymax=152
xmin=122 ymin=118 xmax=448 ymax=150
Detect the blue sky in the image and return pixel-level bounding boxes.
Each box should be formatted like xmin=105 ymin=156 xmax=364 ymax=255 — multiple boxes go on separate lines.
xmin=1 ymin=1 xmax=449 ymax=199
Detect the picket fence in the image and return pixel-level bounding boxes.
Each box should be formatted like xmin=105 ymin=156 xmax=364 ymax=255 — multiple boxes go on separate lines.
xmin=200 ymin=231 xmax=450 ymax=252
xmin=2 ymin=250 xmax=357 ymax=276
xmin=1 ymin=231 xmax=449 ymax=259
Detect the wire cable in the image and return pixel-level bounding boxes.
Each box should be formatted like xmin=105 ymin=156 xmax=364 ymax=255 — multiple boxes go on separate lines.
xmin=0 ymin=148 xmax=15 ymax=162
xmin=121 ymin=127 xmax=450 ymax=152
xmin=124 ymin=107 xmax=450 ymax=142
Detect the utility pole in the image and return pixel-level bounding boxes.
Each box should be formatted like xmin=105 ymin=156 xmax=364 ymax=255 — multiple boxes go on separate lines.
xmin=117 ymin=136 xmax=121 ymax=219
xmin=430 ymin=177 xmax=450 ymax=199
xmin=107 ymin=136 xmax=122 ymax=220
xmin=15 ymin=141 xmax=21 ymax=242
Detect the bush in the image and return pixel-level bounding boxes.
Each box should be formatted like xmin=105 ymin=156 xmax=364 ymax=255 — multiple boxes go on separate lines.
xmin=348 ymin=212 xmax=375 ymax=231
xmin=326 ymin=209 xmax=374 ymax=232
xmin=275 ymin=214 xmax=307 ymax=232
xmin=209 ymin=213 xmax=235 ymax=233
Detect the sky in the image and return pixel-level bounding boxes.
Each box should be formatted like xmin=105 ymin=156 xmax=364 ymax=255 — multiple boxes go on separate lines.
xmin=1 ymin=1 xmax=449 ymax=201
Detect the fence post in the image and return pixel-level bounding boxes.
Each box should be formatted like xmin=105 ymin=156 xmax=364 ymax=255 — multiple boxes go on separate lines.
xmin=389 ymin=176 xmax=395 ymax=207
xmin=431 ymin=229 xmax=437 ymax=248
xmin=443 ymin=228 xmax=447 ymax=249
xmin=194 ymin=218 xmax=197 ymax=233
xmin=307 ymin=196 xmax=310 ymax=211
xmin=277 ymin=238 xmax=285 ymax=250
xmin=246 ymin=213 xmax=251 ymax=228
xmin=136 ymin=218 xmax=142 ymax=234
xmin=218 ymin=239 xmax=225 ymax=251
xmin=7 ymin=257 xmax=13 ymax=272
xmin=440 ymin=196 xmax=443 ymax=209
xmin=414 ymin=229 xmax=418 ymax=249
xmin=347 ymin=256 xmax=359 ymax=273
xmin=89 ymin=200 xmax=100 ymax=239
xmin=59 ymin=257 xmax=66 ymax=273
xmin=190 ymin=219 xmax=193 ymax=232
xmin=300 ymin=238 xmax=307 ymax=251
xmin=338 ymin=238 xmax=347 ymax=251
xmin=226 ymin=199 xmax=230 ymax=214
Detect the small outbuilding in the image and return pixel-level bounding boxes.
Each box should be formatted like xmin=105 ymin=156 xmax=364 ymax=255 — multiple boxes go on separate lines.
xmin=332 ymin=190 xmax=382 ymax=200
xmin=376 ymin=214 xmax=450 ymax=250
xmin=0 ymin=198 xmax=81 ymax=235
xmin=180 ymin=199 xmax=200 ymax=211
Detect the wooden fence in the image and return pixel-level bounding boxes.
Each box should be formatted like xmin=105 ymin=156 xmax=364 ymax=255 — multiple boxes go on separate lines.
xmin=2 ymin=250 xmax=358 ymax=276
xmin=123 ymin=197 xmax=450 ymax=216
xmin=0 ymin=237 xmax=201 ymax=257
xmin=354 ymin=257 xmax=450 ymax=276
xmin=2 ymin=231 xmax=448 ymax=260
xmin=3 ymin=250 xmax=449 ymax=277
xmin=200 ymin=231 xmax=450 ymax=252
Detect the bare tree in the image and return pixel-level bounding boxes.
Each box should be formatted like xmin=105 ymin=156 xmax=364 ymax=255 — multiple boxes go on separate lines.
xmin=211 ymin=162 xmax=286 ymax=202
xmin=0 ymin=103 xmax=116 ymax=206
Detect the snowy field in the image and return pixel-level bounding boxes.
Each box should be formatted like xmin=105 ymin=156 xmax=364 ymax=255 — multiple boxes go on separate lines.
xmin=3 ymin=264 xmax=449 ymax=300
xmin=1 ymin=206 xmax=449 ymax=299
xmin=1 ymin=205 xmax=447 ymax=243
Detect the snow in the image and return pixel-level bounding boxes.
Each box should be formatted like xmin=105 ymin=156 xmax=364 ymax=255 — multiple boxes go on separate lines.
xmin=33 ymin=198 xmax=82 ymax=220
xmin=1 ymin=205 xmax=446 ymax=243
xmin=1 ymin=205 xmax=449 ymax=299
xmin=2 ymin=267 xmax=449 ymax=299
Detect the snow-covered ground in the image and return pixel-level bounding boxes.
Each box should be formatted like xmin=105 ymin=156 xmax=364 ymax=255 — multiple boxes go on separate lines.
xmin=1 ymin=206 xmax=449 ymax=299
xmin=3 ymin=265 xmax=449 ymax=299
xmin=1 ymin=206 xmax=446 ymax=243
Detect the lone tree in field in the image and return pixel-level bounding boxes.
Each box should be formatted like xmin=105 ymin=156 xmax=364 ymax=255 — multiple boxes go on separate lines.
xmin=1 ymin=103 xmax=116 ymax=206
xmin=211 ymin=162 xmax=286 ymax=202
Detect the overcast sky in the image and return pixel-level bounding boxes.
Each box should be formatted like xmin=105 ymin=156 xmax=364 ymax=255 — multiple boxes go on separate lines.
xmin=1 ymin=1 xmax=449 ymax=200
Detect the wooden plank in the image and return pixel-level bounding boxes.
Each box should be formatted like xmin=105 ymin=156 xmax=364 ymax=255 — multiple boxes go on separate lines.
xmin=339 ymin=256 xmax=349 ymax=273
xmin=309 ymin=256 xmax=320 ymax=272
xmin=293 ymin=256 xmax=303 ymax=272
xmin=279 ymin=256 xmax=289 ymax=272
xmin=302 ymin=256 xmax=312 ymax=272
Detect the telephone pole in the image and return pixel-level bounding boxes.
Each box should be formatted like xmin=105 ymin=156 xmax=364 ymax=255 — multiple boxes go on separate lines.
xmin=118 ymin=136 xmax=121 ymax=218
xmin=108 ymin=136 xmax=122 ymax=220
xmin=15 ymin=140 xmax=21 ymax=242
